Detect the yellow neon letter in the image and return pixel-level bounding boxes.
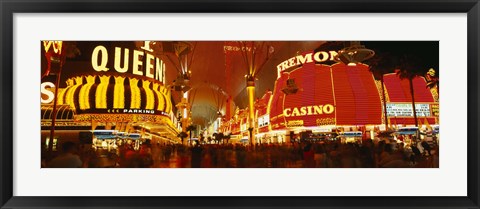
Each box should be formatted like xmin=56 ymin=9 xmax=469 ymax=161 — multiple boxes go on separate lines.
xmin=114 ymin=47 xmax=129 ymax=73
xmin=132 ymin=50 xmax=144 ymax=76
xmin=323 ymin=104 xmax=335 ymax=114
xmin=314 ymin=51 xmax=329 ymax=62
xmin=145 ymin=54 xmax=155 ymax=79
xmin=91 ymin=45 xmax=109 ymax=72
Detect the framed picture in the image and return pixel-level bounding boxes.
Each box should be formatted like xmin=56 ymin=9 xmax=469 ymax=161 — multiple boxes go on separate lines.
xmin=1 ymin=0 xmax=479 ymax=208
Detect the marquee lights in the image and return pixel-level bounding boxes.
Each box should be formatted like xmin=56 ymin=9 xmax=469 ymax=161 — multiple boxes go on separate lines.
xmin=129 ymin=78 xmax=141 ymax=109
xmin=153 ymin=83 xmax=165 ymax=111
xmin=66 ymin=77 xmax=83 ymax=109
xmin=58 ymin=79 xmax=74 ymax=105
xmin=143 ymin=80 xmax=155 ymax=109
xmin=95 ymin=76 xmax=110 ymax=109
xmin=79 ymin=75 xmax=95 ymax=110
xmin=75 ymin=114 xmax=169 ymax=123
xmin=113 ymin=76 xmax=126 ymax=109
xmin=162 ymin=86 xmax=172 ymax=113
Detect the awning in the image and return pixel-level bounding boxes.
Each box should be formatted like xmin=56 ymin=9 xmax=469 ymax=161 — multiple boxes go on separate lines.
xmin=41 ymin=105 xmax=75 ymax=120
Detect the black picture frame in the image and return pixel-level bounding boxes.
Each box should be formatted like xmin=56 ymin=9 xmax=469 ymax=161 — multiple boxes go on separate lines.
xmin=1 ymin=0 xmax=479 ymax=208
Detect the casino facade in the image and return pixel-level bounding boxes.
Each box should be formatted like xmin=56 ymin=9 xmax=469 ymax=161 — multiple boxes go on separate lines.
xmin=220 ymin=50 xmax=439 ymax=144
xmin=41 ymin=41 xmax=180 ymax=147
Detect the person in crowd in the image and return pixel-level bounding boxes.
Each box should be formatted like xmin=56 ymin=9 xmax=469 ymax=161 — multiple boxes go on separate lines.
xmin=139 ymin=143 xmax=153 ymax=168
xmin=201 ymin=145 xmax=212 ymax=168
xmin=327 ymin=142 xmax=341 ymax=168
xmin=164 ymin=144 xmax=172 ymax=163
xmin=176 ymin=145 xmax=189 ymax=168
xmin=313 ymin=143 xmax=327 ymax=168
xmin=432 ymin=145 xmax=439 ymax=168
xmin=48 ymin=141 xmax=83 ymax=168
xmin=378 ymin=143 xmax=408 ymax=168
xmin=359 ymin=139 xmax=375 ymax=168
xmin=303 ymin=143 xmax=315 ymax=168
xmin=191 ymin=142 xmax=203 ymax=168
xmin=421 ymin=140 xmax=432 ymax=156
xmin=340 ymin=143 xmax=360 ymax=168
xmin=235 ymin=145 xmax=247 ymax=168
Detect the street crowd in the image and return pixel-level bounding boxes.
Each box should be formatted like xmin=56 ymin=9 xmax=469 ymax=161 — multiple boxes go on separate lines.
xmin=43 ymin=138 xmax=439 ymax=168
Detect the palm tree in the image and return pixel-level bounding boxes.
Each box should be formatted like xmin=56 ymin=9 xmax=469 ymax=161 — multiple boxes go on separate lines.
xmin=396 ymin=54 xmax=429 ymax=127
xmin=177 ymin=132 xmax=188 ymax=145
xmin=186 ymin=125 xmax=196 ymax=145
xmin=364 ymin=41 xmax=438 ymax=129
xmin=365 ymin=51 xmax=398 ymax=130
xmin=213 ymin=132 xmax=224 ymax=144
xmin=223 ymin=133 xmax=231 ymax=144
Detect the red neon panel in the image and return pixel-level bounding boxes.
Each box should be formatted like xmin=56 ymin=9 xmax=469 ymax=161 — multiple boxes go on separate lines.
xmin=357 ymin=64 xmax=383 ymax=124
xmin=390 ymin=117 xmax=436 ymax=125
xmin=332 ymin=64 xmax=356 ymax=125
xmin=384 ymin=74 xmax=434 ymax=103
xmin=412 ymin=77 xmax=435 ymax=102
xmin=269 ymin=72 xmax=288 ymax=130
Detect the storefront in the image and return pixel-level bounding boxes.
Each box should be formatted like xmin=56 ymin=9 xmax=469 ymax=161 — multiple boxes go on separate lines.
xmin=41 ymin=41 xmax=180 ymax=148
xmin=269 ymin=52 xmax=383 ymax=141
xmin=383 ymin=72 xmax=438 ymax=127
xmin=255 ymin=91 xmax=272 ymax=143
xmin=266 ymin=50 xmax=438 ymax=143
xmin=214 ymin=49 xmax=439 ymax=145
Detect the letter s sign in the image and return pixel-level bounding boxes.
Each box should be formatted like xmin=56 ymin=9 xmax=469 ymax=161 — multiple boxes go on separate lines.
xmin=41 ymin=82 xmax=55 ymax=104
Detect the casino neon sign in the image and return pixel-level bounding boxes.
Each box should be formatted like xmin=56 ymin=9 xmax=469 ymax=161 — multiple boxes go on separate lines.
xmin=283 ymin=104 xmax=335 ymax=117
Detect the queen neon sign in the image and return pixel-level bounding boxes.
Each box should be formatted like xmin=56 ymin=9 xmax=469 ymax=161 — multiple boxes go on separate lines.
xmin=91 ymin=43 xmax=166 ymax=83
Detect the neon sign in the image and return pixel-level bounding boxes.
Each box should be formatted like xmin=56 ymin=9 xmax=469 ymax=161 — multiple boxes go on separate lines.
xmin=41 ymin=82 xmax=55 ymax=104
xmin=91 ymin=43 xmax=166 ymax=83
xmin=283 ymin=104 xmax=335 ymax=117
xmin=386 ymin=103 xmax=431 ymax=117
xmin=276 ymin=51 xmax=338 ymax=78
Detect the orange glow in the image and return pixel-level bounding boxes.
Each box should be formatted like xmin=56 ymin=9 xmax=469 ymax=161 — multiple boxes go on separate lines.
xmin=247 ymin=86 xmax=255 ymax=144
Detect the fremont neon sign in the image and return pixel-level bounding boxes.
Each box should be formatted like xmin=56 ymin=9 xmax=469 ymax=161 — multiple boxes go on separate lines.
xmin=91 ymin=43 xmax=166 ymax=83
xmin=276 ymin=51 xmax=338 ymax=78
xmin=283 ymin=104 xmax=335 ymax=117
